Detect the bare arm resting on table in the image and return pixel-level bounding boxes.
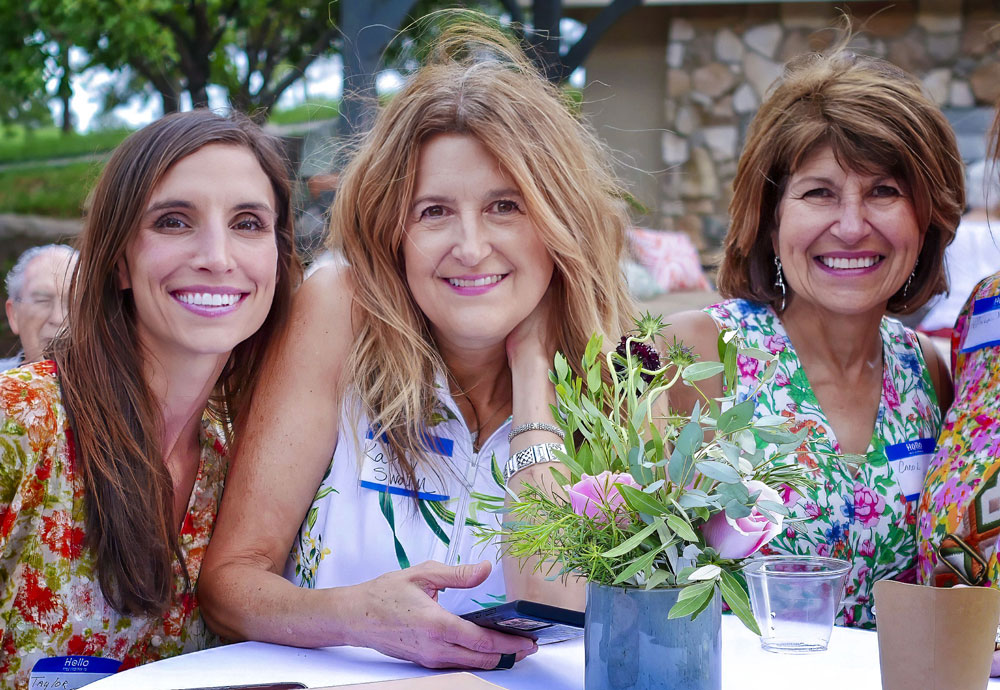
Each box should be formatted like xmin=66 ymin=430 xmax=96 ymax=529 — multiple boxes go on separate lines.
xmin=198 ymin=266 xmax=535 ymax=669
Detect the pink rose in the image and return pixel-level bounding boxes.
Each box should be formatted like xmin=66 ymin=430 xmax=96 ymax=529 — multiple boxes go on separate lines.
xmin=853 ymin=484 xmax=885 ymax=528
xmin=567 ymin=471 xmax=641 ymax=527
xmin=701 ymin=480 xmax=784 ymax=559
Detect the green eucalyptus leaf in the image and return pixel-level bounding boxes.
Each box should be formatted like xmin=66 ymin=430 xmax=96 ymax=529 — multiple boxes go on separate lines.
xmin=600 ymin=517 xmax=662 ymax=558
xmin=697 ymin=460 xmax=742 ymax=484
xmin=677 ymin=490 xmax=713 ymax=508
xmin=645 ymin=568 xmax=672 ymax=590
xmin=676 ymin=421 xmax=703 ymax=457
xmin=737 ymin=347 xmax=773 ymax=362
xmin=720 ymin=569 xmax=760 ymax=635
xmin=612 ymin=546 xmax=662 ymax=585
xmin=619 ymin=484 xmax=668 ymax=517
xmin=758 ymin=499 xmax=790 ymax=516
xmin=584 ymin=334 xmax=603 ymax=368
xmin=756 ymin=428 xmax=798 ymax=445
xmin=587 ymin=364 xmax=602 ymax=395
xmin=666 ymin=514 xmax=699 ymax=542
xmin=667 ymin=580 xmax=716 ymax=620
xmin=717 ymin=399 xmax=755 ymax=434
xmin=681 ymin=361 xmax=725 ymax=382
xmin=724 ymin=499 xmax=752 ymax=519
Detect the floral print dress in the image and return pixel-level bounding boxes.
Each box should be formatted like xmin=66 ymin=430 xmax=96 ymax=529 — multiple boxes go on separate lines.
xmin=0 ymin=362 xmax=226 ymax=690
xmin=704 ymin=300 xmax=942 ymax=628
xmin=918 ymin=273 xmax=1000 ymax=588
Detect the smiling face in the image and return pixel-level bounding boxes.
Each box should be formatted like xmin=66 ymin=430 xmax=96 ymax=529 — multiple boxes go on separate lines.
xmin=120 ymin=144 xmax=278 ymax=367
xmin=402 ymin=133 xmax=554 ymax=351
xmin=6 ymin=249 xmax=76 ymax=362
xmin=775 ymin=146 xmax=922 ymax=317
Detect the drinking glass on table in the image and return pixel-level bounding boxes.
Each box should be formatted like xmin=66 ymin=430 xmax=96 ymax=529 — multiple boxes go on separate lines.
xmin=744 ymin=555 xmax=851 ymax=654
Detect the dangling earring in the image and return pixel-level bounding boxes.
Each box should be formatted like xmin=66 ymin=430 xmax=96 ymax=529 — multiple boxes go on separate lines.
xmin=903 ymin=257 xmax=918 ymax=297
xmin=774 ymin=255 xmax=787 ymax=312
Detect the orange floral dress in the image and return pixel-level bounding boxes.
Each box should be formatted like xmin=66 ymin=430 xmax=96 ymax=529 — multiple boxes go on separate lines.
xmin=0 ymin=362 xmax=226 ymax=690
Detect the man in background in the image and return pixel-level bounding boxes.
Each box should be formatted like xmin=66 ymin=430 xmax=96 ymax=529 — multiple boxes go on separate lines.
xmin=1 ymin=244 xmax=78 ymax=370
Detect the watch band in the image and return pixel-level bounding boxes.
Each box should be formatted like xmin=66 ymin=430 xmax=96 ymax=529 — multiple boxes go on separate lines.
xmin=507 ymin=422 xmax=565 ymax=444
xmin=503 ymin=443 xmax=565 ymax=485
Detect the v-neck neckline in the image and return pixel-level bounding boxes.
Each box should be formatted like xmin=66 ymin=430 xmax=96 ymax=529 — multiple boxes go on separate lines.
xmin=767 ymin=306 xmax=888 ymax=462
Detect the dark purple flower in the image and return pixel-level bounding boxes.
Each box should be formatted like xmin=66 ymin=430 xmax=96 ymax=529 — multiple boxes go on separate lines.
xmin=615 ymin=336 xmax=661 ymax=383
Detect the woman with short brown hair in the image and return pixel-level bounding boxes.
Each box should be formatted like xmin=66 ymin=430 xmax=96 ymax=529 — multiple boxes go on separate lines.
xmin=665 ymin=38 xmax=961 ymax=628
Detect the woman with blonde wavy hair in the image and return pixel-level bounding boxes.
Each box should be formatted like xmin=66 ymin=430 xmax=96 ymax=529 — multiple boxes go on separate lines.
xmin=200 ymin=17 xmax=634 ymax=669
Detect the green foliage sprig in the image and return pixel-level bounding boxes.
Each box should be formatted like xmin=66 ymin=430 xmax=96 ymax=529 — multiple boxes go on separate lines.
xmin=489 ymin=313 xmax=817 ymax=632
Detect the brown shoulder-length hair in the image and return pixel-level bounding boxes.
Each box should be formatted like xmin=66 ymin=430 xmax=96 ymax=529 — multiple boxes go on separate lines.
xmin=329 ymin=16 xmax=634 ymax=489
xmin=719 ymin=36 xmax=964 ymax=314
xmin=50 ymin=109 xmax=300 ymax=616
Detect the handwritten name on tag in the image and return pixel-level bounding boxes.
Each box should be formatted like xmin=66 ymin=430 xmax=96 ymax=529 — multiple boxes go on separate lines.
xmin=885 ymin=438 xmax=936 ymax=502
xmin=961 ymin=295 xmax=1000 ymax=354
xmin=30 ymin=656 xmax=120 ymax=689
xmin=359 ymin=432 xmax=452 ymax=501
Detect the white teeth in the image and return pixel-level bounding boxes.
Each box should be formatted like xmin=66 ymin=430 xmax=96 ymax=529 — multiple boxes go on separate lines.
xmin=819 ymin=256 xmax=879 ymax=270
xmin=447 ymin=275 xmax=504 ymax=288
xmin=176 ymin=292 xmax=241 ymax=307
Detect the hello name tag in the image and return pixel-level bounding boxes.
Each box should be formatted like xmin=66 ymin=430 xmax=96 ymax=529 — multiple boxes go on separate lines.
xmin=885 ymin=437 xmax=935 ymax=502
xmin=961 ymin=295 xmax=1000 ymax=353
xmin=359 ymin=429 xmax=452 ymax=501
xmin=29 ymin=656 xmax=120 ymax=689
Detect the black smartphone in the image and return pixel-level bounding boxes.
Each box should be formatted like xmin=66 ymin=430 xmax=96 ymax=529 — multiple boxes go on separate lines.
xmin=460 ymin=600 xmax=584 ymax=644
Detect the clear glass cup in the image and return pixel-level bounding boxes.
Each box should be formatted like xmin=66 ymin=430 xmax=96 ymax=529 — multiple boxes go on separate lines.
xmin=743 ymin=555 xmax=851 ymax=654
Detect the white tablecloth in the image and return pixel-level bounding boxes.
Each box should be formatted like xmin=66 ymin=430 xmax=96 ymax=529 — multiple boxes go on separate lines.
xmin=87 ymin=616 xmax=1000 ymax=690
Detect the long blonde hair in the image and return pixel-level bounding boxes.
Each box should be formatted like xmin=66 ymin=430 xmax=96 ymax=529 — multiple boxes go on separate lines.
xmin=329 ymin=18 xmax=634 ymax=487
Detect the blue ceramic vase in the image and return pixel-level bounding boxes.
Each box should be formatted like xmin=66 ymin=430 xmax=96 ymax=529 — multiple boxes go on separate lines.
xmin=584 ymin=582 xmax=722 ymax=690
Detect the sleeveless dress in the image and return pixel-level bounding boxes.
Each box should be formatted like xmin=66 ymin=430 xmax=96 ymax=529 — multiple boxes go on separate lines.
xmin=917 ymin=273 xmax=1000 ymax=587
xmin=286 ymin=378 xmax=509 ymax=614
xmin=0 ymin=362 xmax=224 ymax=690
xmin=704 ymin=299 xmax=942 ymax=627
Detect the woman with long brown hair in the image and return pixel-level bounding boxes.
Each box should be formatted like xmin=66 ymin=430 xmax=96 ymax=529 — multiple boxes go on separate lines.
xmin=200 ymin=19 xmax=633 ymax=669
xmin=0 ymin=109 xmax=299 ymax=688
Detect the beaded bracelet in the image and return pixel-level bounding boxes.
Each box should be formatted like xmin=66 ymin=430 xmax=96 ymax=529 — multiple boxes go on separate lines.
xmin=507 ymin=422 xmax=565 ymax=444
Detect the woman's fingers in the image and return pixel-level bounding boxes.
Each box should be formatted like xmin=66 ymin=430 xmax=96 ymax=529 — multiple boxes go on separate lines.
xmin=357 ymin=561 xmax=536 ymax=669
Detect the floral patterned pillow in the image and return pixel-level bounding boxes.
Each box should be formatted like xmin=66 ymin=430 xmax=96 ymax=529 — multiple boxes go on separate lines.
xmin=628 ymin=228 xmax=711 ymax=293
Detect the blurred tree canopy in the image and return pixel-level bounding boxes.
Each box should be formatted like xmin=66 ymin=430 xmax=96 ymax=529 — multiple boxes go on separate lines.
xmin=0 ymin=0 xmax=639 ymax=133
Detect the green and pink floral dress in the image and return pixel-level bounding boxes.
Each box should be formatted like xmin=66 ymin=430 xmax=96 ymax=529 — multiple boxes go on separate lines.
xmin=704 ymin=300 xmax=942 ymax=628
xmin=0 ymin=362 xmax=225 ymax=690
xmin=918 ymin=273 xmax=1000 ymax=588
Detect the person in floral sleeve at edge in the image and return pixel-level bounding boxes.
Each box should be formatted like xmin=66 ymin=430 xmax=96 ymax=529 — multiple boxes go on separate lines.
xmin=0 ymin=110 xmax=299 ymax=689
xmin=664 ymin=31 xmax=961 ymax=628
xmin=917 ymin=100 xmax=1000 ymax=676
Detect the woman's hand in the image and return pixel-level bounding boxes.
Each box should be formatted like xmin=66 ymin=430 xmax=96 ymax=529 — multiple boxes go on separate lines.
xmin=343 ymin=560 xmax=537 ymax=669
xmin=505 ymin=284 xmax=557 ymax=375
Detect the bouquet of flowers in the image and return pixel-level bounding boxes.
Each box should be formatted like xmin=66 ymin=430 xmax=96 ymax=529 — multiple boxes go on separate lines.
xmin=496 ymin=313 xmax=816 ymax=632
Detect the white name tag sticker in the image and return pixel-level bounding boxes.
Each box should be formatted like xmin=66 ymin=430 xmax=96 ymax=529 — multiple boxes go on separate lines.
xmin=30 ymin=656 xmax=120 ymax=689
xmin=885 ymin=438 xmax=935 ymax=502
xmin=961 ymin=295 xmax=1000 ymax=353
xmin=359 ymin=432 xmax=451 ymax=501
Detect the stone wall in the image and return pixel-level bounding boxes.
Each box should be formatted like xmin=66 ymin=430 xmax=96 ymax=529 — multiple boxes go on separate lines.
xmin=658 ymin=0 xmax=1000 ymax=253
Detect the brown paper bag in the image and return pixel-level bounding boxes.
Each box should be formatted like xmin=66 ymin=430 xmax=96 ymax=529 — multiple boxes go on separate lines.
xmin=313 ymin=672 xmax=505 ymax=689
xmin=873 ymin=579 xmax=1000 ymax=690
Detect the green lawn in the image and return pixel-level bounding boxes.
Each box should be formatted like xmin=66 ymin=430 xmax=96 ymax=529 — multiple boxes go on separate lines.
xmin=266 ymin=98 xmax=340 ymax=125
xmin=0 ymin=161 xmax=103 ymax=218
xmin=0 ymin=126 xmax=132 ymax=164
